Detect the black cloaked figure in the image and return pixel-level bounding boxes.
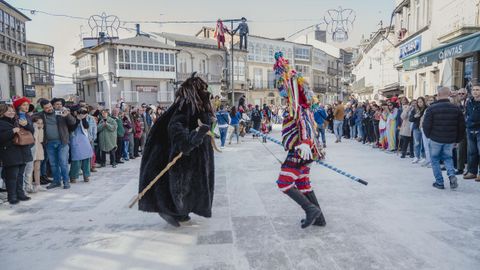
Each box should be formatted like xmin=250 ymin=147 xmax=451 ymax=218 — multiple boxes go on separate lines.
xmin=138 ymin=73 xmax=215 ymax=227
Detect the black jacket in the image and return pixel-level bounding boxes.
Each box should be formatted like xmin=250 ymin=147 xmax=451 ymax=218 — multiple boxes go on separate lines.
xmin=0 ymin=117 xmax=34 ymax=167
xmin=465 ymin=98 xmax=480 ymax=130
xmin=35 ymin=111 xmax=76 ymax=145
xmin=422 ymin=99 xmax=465 ymax=144
xmin=138 ymin=102 xmax=214 ymax=218
xmin=409 ymin=108 xmax=425 ymax=130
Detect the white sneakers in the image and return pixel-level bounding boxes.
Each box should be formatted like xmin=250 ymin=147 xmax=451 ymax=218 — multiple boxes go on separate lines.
xmin=412 ymin=157 xmax=419 ymax=164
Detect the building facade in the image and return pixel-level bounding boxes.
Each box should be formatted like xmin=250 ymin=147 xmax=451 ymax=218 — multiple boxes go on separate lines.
xmin=246 ymin=35 xmax=294 ymax=106
xmin=352 ymin=27 xmax=398 ymax=101
xmin=0 ymin=0 xmax=29 ymax=101
xmin=72 ymin=34 xmax=179 ymax=109
xmin=195 ymin=27 xmax=248 ymax=105
xmin=26 ymin=41 xmax=54 ymax=102
xmin=293 ymin=29 xmax=345 ymax=103
xmin=394 ymin=0 xmax=480 ymax=98
xmin=156 ymin=32 xmax=226 ymax=99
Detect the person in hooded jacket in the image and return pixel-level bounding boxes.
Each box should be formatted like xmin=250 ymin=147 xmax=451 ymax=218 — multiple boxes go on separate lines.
xmin=69 ymin=106 xmax=93 ymax=183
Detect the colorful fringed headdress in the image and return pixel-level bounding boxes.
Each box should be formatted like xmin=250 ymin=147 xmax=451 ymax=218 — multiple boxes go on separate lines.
xmin=273 ymin=52 xmax=314 ymax=114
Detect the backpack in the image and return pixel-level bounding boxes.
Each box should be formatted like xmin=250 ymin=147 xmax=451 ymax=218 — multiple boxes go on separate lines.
xmin=252 ymin=110 xmax=261 ymax=122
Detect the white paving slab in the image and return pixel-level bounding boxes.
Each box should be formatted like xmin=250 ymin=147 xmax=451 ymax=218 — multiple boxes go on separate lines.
xmin=1 ymin=126 xmax=479 ymax=270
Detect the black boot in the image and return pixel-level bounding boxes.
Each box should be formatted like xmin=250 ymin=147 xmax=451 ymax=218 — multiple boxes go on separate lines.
xmin=158 ymin=213 xmax=180 ymax=227
xmin=301 ymin=191 xmax=326 ymax=226
xmin=16 ymin=176 xmax=30 ymax=201
xmin=285 ymin=188 xmax=322 ymax=229
xmin=175 ymin=215 xmax=191 ymax=222
xmin=6 ymin=178 xmax=19 ymax=204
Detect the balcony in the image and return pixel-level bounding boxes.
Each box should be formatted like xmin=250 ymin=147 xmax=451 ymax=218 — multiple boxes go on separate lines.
xmin=78 ymin=67 xmax=97 ymax=79
xmin=28 ymin=74 xmax=54 ymax=85
xmin=313 ymin=83 xmax=327 ymax=93
xmin=438 ymin=26 xmax=480 ymax=43
xmin=121 ymin=91 xmax=139 ymax=103
xmin=209 ymin=74 xmax=222 ymax=83
xmin=327 ymin=67 xmax=339 ymax=76
xmin=177 ymin=72 xmax=224 ymax=84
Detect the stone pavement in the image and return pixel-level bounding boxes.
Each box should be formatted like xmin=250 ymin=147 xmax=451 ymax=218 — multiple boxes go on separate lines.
xmin=1 ymin=128 xmax=480 ymax=270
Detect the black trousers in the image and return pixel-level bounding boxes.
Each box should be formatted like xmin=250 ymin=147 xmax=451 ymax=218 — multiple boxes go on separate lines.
xmin=373 ymin=121 xmax=380 ymax=144
xmin=134 ymin=138 xmax=141 ymax=157
xmin=115 ymin=137 xmax=124 ymax=162
xmin=3 ymin=164 xmax=27 ymax=201
xmin=101 ymin=149 xmax=117 ymax=166
xmin=239 ymin=34 xmax=247 ymax=50
xmin=400 ymin=136 xmax=413 ymax=157
xmin=363 ymin=121 xmax=374 ymax=143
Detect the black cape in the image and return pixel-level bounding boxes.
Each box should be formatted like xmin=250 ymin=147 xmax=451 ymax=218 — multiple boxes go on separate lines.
xmin=138 ymin=103 xmax=215 ymax=218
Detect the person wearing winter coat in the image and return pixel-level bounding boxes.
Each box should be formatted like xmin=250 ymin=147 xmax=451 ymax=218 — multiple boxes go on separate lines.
xmin=399 ymin=103 xmax=413 ymax=158
xmin=0 ymin=104 xmax=33 ymax=204
xmin=112 ymin=108 xmax=125 ymax=164
xmin=313 ymin=104 xmax=327 ymax=147
xmin=122 ymin=114 xmax=132 ymax=161
xmin=69 ymin=107 xmax=94 ymax=182
xmin=13 ymin=97 xmax=35 ymax=193
xmin=97 ymin=110 xmax=118 ymax=168
xmin=409 ymin=97 xmax=427 ymax=163
xmin=132 ymin=111 xmax=143 ymax=157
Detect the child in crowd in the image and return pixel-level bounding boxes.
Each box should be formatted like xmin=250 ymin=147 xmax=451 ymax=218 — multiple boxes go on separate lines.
xmin=32 ymin=116 xmax=46 ymax=192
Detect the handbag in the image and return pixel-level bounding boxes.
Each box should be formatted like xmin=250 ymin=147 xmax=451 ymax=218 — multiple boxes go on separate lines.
xmin=13 ymin=127 xmax=35 ymax=146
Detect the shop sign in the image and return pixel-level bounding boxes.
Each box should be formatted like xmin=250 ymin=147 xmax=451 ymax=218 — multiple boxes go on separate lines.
xmin=403 ymin=32 xmax=480 ymax=71
xmin=399 ymin=36 xmax=422 ymax=59
xmin=24 ymin=85 xmax=36 ymax=97
xmin=136 ymin=85 xmax=158 ymax=92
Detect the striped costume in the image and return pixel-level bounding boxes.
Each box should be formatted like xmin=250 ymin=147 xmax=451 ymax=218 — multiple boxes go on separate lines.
xmin=276 ymin=107 xmax=323 ymax=193
xmin=272 ymin=51 xmax=327 ymax=228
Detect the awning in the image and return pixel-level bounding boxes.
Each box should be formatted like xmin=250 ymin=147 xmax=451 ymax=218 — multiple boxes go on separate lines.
xmin=379 ymin=83 xmax=402 ymax=95
xmin=402 ymin=32 xmax=480 ymax=71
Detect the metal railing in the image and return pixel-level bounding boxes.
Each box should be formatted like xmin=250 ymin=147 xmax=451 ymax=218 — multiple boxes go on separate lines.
xmin=28 ymin=74 xmax=54 ymax=85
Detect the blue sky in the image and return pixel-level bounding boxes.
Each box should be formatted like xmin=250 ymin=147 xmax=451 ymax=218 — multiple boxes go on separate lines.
xmin=9 ymin=0 xmax=394 ymax=83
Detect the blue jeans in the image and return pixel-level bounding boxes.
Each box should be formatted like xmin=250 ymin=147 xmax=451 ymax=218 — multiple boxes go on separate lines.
xmin=412 ymin=128 xmax=425 ymax=159
xmin=333 ymin=120 xmax=343 ymax=140
xmin=317 ymin=126 xmax=326 ymax=144
xmin=349 ymin=124 xmax=355 ymax=139
xmin=229 ymin=124 xmax=239 ymax=143
xmin=355 ymin=122 xmax=363 ymax=139
xmin=122 ymin=140 xmax=130 ymax=160
xmin=46 ymin=140 xmax=70 ymax=185
xmin=429 ymin=140 xmax=455 ymax=185
xmin=466 ymin=130 xmax=480 ymax=175
xmin=219 ymin=127 xmax=228 ymax=147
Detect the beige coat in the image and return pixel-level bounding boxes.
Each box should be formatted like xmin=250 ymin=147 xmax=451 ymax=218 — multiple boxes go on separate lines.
xmin=399 ymin=106 xmax=412 ymax=137
xmin=33 ymin=124 xmax=45 ymax=161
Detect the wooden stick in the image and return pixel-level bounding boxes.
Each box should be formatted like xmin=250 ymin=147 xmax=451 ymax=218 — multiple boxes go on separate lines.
xmin=128 ymin=152 xmax=183 ymax=208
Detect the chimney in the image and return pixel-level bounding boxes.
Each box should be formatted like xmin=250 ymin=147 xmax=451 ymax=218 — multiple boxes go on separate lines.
xmin=136 ymin=24 xmax=141 ymax=36
xmin=315 ymin=29 xmax=327 ymax=43
xmin=98 ymin=32 xmax=106 ymax=44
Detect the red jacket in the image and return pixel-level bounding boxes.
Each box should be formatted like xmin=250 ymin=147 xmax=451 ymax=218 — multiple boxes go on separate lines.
xmin=134 ymin=120 xmax=143 ymax=139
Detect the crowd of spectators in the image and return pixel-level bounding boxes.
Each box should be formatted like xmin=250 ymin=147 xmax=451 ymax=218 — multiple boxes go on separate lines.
xmin=0 ymin=97 xmax=161 ymax=205
xmin=315 ymin=85 xmax=480 ymax=189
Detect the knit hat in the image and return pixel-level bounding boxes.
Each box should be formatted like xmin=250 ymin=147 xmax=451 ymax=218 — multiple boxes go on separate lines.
xmin=12 ymin=97 xmax=31 ymax=110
